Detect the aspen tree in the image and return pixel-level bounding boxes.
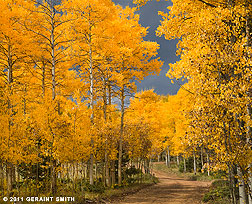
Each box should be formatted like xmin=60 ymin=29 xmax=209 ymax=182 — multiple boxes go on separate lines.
xmin=156 ymin=0 xmax=252 ymax=202
xmin=65 ymin=0 xmax=118 ymax=185
xmin=22 ymin=0 xmax=74 ymax=194
xmin=113 ymin=7 xmax=162 ymax=184
xmin=0 ymin=0 xmax=35 ymax=195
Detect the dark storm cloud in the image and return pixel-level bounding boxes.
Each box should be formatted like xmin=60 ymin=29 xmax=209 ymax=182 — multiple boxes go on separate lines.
xmin=113 ymin=0 xmax=183 ymax=95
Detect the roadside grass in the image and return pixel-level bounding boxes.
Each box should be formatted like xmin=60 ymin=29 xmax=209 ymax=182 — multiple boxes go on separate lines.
xmin=152 ymin=162 xmax=214 ymax=181
xmin=202 ymin=180 xmax=231 ymax=204
xmin=78 ymin=173 xmax=158 ymax=203
xmin=0 ymin=174 xmax=157 ymax=204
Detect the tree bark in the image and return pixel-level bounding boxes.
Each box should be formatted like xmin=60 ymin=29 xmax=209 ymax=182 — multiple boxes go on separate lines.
xmin=118 ymin=87 xmax=125 ymax=185
xmin=176 ymin=155 xmax=180 ymax=166
xmin=102 ymin=78 xmax=110 ymax=187
xmin=49 ymin=0 xmax=58 ymax=195
xmin=6 ymin=163 xmax=13 ymax=196
xmin=245 ymin=3 xmax=252 ymax=202
xmin=206 ymin=150 xmax=210 ymax=176
xmin=88 ymin=23 xmax=94 ymax=185
xmin=0 ymin=162 xmax=3 ymax=197
xmin=237 ymin=166 xmax=248 ymax=204
xmin=51 ymin=160 xmax=57 ymax=195
xmin=105 ymin=153 xmax=110 ymax=187
xmin=183 ymin=156 xmax=186 ymax=173
xmin=228 ymin=164 xmax=238 ymax=204
xmin=165 ymin=146 xmax=170 ymax=167
xmin=193 ymin=150 xmax=197 ymax=175
xmin=6 ymin=42 xmax=13 ymax=196
xmin=111 ymin=160 xmax=115 ymax=186
xmin=200 ymin=147 xmax=204 ymax=169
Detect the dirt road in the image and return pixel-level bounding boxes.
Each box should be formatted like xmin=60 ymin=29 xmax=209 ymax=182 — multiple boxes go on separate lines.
xmin=112 ymin=170 xmax=211 ymax=204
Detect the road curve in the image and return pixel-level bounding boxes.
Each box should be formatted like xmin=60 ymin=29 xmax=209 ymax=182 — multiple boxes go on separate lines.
xmin=111 ymin=170 xmax=211 ymax=204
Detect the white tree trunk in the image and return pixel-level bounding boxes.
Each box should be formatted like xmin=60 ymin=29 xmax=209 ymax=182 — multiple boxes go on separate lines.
xmin=201 ymin=147 xmax=204 ymax=169
xmin=238 ymin=166 xmax=248 ymax=204
xmin=165 ymin=152 xmax=168 ymax=166
xmin=118 ymin=87 xmax=125 ymax=185
xmin=206 ymin=151 xmax=210 ymax=176
xmin=183 ymin=156 xmax=186 ymax=173
xmin=245 ymin=2 xmax=252 ymax=203
xmin=193 ymin=150 xmax=197 ymax=175
xmin=88 ymin=22 xmax=94 ymax=184
xmin=166 ymin=146 xmax=170 ymax=167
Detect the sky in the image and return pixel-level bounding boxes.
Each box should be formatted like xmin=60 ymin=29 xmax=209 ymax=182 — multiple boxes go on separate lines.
xmin=112 ymin=0 xmax=182 ymax=95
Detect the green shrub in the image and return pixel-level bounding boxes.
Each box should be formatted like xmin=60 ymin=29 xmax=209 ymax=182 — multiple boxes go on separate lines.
xmin=189 ymin=175 xmax=198 ymax=181
xmin=86 ymin=182 xmax=105 ymax=193
xmin=127 ymin=177 xmax=137 ymax=184
xmin=78 ymin=180 xmax=105 ymax=193
xmin=211 ymin=171 xmax=227 ymax=180
xmin=179 ymin=162 xmax=184 ymax=173
xmin=125 ymin=166 xmax=141 ymax=176
xmin=203 ymin=180 xmax=230 ymax=203
xmin=125 ymin=166 xmax=142 ymax=184
xmin=211 ymin=180 xmax=229 ymax=188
